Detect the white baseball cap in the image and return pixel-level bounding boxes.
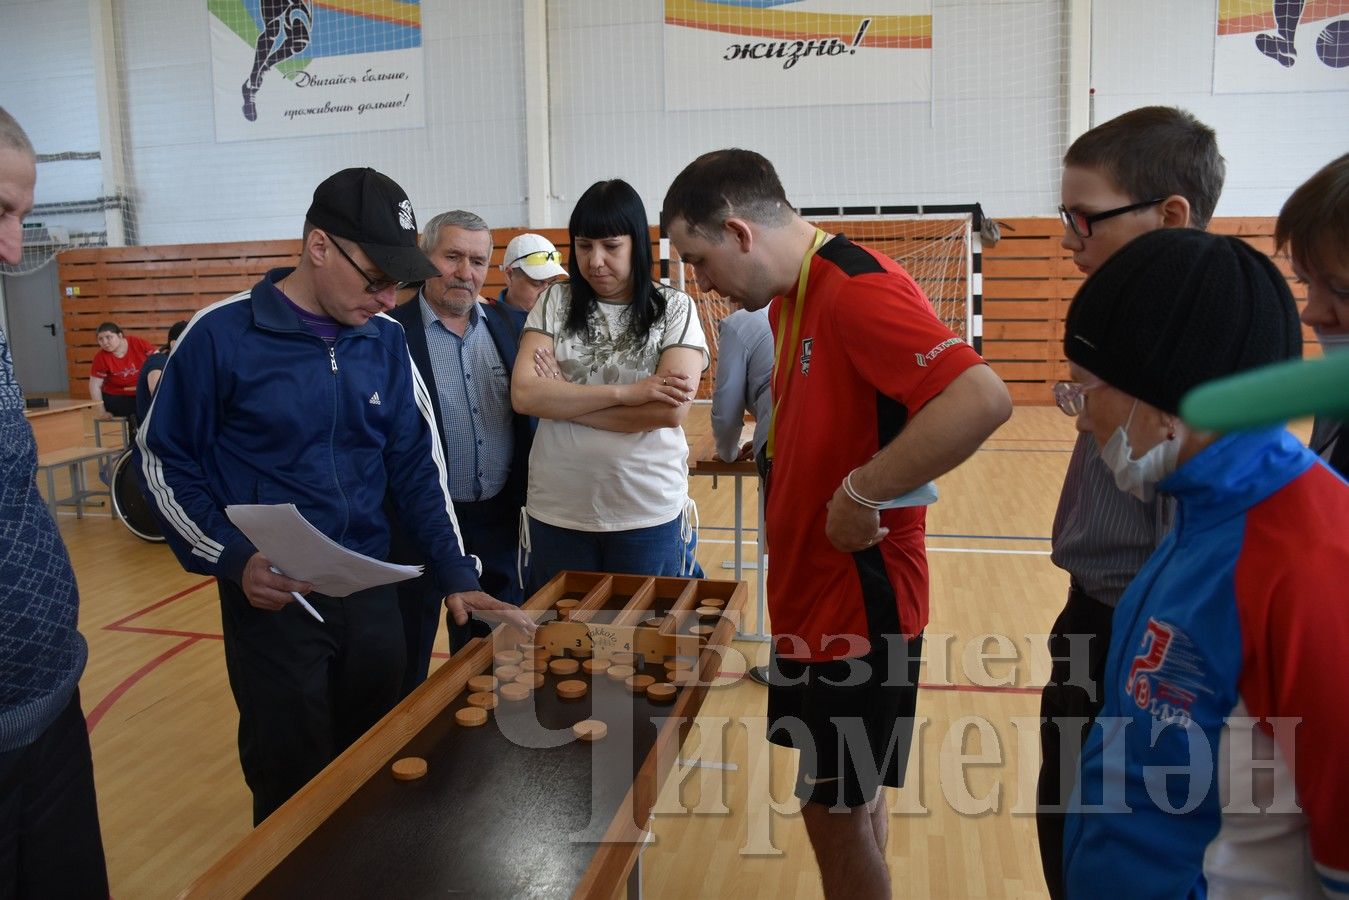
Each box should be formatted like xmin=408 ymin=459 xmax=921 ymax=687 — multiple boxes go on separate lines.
xmin=502 ymin=233 xmax=567 ymax=280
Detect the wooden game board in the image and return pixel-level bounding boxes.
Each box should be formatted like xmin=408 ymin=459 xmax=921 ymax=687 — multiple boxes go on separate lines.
xmin=177 ymin=571 xmax=747 ymax=899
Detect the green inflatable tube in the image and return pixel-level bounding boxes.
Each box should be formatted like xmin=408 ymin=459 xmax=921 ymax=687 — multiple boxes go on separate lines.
xmin=1180 ymin=353 xmax=1349 ymax=431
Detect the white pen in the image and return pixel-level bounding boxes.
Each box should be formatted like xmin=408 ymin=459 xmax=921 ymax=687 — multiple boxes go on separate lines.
xmin=269 ymin=566 xmax=324 ymax=623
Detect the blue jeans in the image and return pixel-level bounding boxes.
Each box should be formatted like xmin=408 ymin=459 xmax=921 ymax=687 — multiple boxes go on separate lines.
xmin=527 ymin=513 xmax=688 ymax=593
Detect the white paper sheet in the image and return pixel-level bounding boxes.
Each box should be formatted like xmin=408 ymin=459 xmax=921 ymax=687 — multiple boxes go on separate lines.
xmin=226 ymin=503 xmax=422 ymax=598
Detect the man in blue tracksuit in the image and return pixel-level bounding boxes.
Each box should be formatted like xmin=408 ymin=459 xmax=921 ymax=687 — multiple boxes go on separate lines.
xmin=138 ymin=168 xmax=531 ymax=824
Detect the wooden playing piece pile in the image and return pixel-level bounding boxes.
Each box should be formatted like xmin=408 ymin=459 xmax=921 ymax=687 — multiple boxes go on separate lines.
xmin=430 ymin=575 xmax=743 ymax=759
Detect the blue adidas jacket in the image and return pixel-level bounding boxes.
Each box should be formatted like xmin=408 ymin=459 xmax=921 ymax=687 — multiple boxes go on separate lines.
xmin=1064 ymin=428 xmax=1349 ymax=899
xmin=137 ymin=269 xmax=481 ymax=596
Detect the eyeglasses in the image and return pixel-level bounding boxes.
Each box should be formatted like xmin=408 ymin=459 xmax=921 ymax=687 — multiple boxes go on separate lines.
xmin=508 ymin=249 xmax=561 ymax=269
xmin=1058 ymin=198 xmax=1165 ymax=240
xmin=330 ymin=238 xmax=406 ymax=294
xmin=1052 ymin=380 xmax=1102 ymax=416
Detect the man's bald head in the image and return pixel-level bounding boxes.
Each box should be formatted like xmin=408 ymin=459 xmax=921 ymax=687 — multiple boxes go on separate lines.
xmin=0 ymin=107 xmax=37 ymax=266
xmin=0 ymin=107 xmax=35 ymax=158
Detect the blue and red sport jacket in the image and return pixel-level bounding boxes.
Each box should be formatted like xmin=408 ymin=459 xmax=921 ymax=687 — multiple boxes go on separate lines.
xmin=1064 ymin=427 xmax=1349 ymax=899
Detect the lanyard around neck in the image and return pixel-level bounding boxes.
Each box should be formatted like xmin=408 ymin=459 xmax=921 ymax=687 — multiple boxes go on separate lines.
xmin=765 ymin=228 xmax=828 ymax=462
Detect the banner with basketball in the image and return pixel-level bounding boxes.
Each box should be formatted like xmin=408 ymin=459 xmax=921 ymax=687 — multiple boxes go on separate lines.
xmin=208 ymin=0 xmax=426 ymax=142
xmin=1213 ymin=0 xmax=1349 ymax=93
xmin=663 ymin=0 xmax=932 ymax=111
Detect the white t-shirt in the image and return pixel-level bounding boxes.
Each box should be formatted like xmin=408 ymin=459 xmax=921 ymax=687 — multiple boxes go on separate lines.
xmin=523 ymin=282 xmax=709 ymax=531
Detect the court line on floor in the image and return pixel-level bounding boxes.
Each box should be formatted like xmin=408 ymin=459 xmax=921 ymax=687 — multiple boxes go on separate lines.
xmin=703 ymin=532 xmax=1051 ymax=544
xmin=714 ymin=671 xmax=1044 ymax=696
xmin=700 ymin=537 xmax=1052 ymax=556
xmin=86 ymin=637 xmax=199 ymax=733
xmin=105 ymin=577 xmax=217 ymax=631
xmin=928 ymin=547 xmax=1052 ymax=556
xmin=927 ymin=532 xmax=1051 ymax=542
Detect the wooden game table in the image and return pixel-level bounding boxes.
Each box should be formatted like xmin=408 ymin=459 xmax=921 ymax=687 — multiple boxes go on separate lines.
xmin=23 ymin=398 xmax=95 ymax=455
xmin=178 ymin=571 xmax=746 ymax=899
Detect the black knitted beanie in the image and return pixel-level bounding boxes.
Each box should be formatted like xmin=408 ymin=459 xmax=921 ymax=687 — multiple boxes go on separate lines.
xmin=1063 ymin=229 xmax=1302 ymax=415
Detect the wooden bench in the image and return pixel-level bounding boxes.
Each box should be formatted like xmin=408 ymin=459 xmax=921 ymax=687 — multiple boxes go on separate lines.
xmin=35 ymin=445 xmax=123 ymax=519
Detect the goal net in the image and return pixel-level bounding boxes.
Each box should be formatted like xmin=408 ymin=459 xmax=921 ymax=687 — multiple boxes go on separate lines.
xmin=670 ymin=207 xmax=981 ymax=393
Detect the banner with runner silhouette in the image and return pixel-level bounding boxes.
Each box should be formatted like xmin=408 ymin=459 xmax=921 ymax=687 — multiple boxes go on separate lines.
xmin=1214 ymin=0 xmax=1349 ymax=93
xmin=208 ymin=0 xmax=426 ymax=141
xmin=663 ymin=0 xmax=932 ymax=111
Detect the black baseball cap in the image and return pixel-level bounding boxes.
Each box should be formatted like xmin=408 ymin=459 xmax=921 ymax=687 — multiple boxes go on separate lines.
xmin=306 ymin=167 xmax=439 ymax=283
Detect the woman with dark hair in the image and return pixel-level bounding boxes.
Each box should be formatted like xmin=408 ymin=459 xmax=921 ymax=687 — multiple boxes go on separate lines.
xmin=134 ymin=319 xmax=189 ymax=425
xmin=512 ymin=179 xmax=708 ymax=590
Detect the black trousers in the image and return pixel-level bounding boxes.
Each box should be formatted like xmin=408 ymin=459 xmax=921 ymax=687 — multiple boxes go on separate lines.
xmin=398 ymin=490 xmax=523 ymax=696
xmin=1036 ymin=585 xmax=1116 ymax=900
xmin=101 ymin=393 xmax=136 ymax=420
xmin=219 ymin=579 xmax=405 ymax=825
xmin=0 ymin=689 xmax=108 ymax=899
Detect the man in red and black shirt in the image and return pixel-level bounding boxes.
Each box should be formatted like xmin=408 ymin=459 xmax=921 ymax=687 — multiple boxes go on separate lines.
xmin=665 ymin=149 xmax=1011 ymax=900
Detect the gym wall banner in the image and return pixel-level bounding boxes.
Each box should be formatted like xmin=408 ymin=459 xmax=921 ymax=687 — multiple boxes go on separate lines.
xmin=1213 ymin=0 xmax=1349 ymax=93
xmin=663 ymin=0 xmax=932 ymax=111
xmin=208 ymin=0 xmax=426 ymax=142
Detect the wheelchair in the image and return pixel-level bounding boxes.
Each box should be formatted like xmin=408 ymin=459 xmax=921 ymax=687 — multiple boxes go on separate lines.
xmin=110 ymin=448 xmax=164 ymax=542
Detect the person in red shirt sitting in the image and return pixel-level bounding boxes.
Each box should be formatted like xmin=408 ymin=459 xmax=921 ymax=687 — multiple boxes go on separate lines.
xmin=89 ymin=321 xmax=154 ymax=424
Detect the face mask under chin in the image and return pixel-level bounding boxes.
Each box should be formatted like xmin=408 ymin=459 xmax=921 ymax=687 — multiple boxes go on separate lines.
xmin=1099 ymin=398 xmax=1182 ymax=502
xmin=1315 ymin=328 xmax=1349 ymax=354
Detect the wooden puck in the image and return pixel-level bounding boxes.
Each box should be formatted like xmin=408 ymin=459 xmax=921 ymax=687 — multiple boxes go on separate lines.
xmin=625 ymin=674 xmax=656 ymax=694
xmin=555 ymin=599 xmax=580 ymax=620
xmin=500 ymin=682 xmax=531 ymax=702
xmin=583 ymin=658 xmax=611 ymax=676
xmin=606 ymin=664 xmax=635 ymax=682
xmin=467 ymin=675 xmax=498 ymax=693
xmin=664 ymin=658 xmax=693 ymax=672
xmin=573 ymin=719 xmax=607 ymax=742
xmin=610 ymin=651 xmax=637 ymax=667
xmin=493 ymin=650 xmax=523 ymax=666
xmin=549 ymin=658 xmax=579 ymax=676
xmin=691 ymin=624 xmax=715 ymax=638
xmin=391 ymin=757 xmax=427 ymax=780
xmin=466 ymin=691 xmax=498 ymax=710
xmin=494 ymin=664 xmax=522 ymax=681
xmin=703 ymin=598 xmax=726 ymax=609
xmin=646 ymin=682 xmax=677 ymax=703
xmin=695 ymin=605 xmax=720 ymax=619
xmin=640 ymin=616 xmax=665 ymax=629
xmin=521 ymin=657 xmax=545 ymax=672
xmin=669 ymin=670 xmax=697 ymax=687
xmin=455 ymin=707 xmax=488 ymax=727
xmin=518 ymin=642 xmax=544 ymax=655
xmin=515 ymin=672 xmax=545 ymax=690
xmin=556 ymin=679 xmax=588 ymax=700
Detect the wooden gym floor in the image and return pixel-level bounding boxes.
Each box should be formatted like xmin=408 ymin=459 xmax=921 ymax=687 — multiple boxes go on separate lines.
xmin=60 ymin=404 xmax=1082 ymax=898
